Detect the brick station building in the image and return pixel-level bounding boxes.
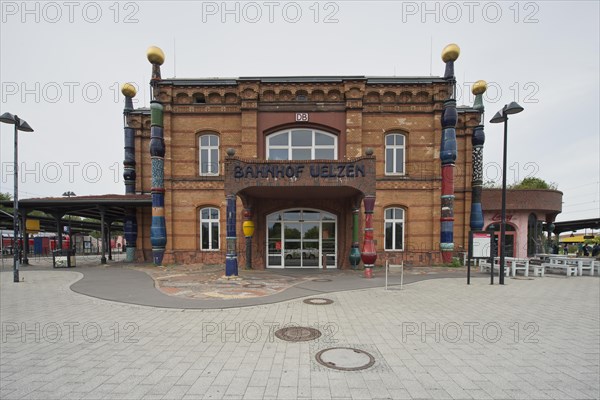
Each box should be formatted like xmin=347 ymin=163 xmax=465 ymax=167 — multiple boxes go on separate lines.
xmin=125 ymin=74 xmax=482 ymax=269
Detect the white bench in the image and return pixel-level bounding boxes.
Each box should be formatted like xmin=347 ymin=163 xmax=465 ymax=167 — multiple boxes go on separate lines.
xmin=530 ymin=264 xmax=546 ymax=277
xmin=528 ymin=260 xmax=546 ymax=277
xmin=508 ymin=258 xmax=530 ymax=277
xmin=479 ymin=258 xmax=510 ymax=277
xmin=573 ymin=258 xmax=597 ymax=276
xmin=542 ymin=257 xmax=578 ymax=277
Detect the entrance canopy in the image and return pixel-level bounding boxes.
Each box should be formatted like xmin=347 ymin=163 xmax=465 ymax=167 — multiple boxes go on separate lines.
xmin=224 ymin=153 xmax=376 ymax=199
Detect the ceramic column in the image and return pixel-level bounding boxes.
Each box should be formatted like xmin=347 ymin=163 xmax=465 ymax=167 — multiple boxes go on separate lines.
xmin=440 ymin=44 xmax=460 ymax=263
xmin=121 ymin=83 xmax=138 ymax=262
xmin=360 ymin=196 xmax=376 ymax=278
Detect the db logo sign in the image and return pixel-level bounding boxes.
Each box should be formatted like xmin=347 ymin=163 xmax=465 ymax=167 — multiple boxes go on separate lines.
xmin=295 ymin=113 xmax=309 ymax=122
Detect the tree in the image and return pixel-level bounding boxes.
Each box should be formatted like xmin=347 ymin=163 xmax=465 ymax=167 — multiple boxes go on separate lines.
xmin=510 ymin=177 xmax=557 ymax=190
xmin=0 ymin=192 xmax=13 ymax=214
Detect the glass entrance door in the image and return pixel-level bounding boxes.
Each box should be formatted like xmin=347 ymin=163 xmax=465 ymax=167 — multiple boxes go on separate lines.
xmin=266 ymin=209 xmax=336 ymax=268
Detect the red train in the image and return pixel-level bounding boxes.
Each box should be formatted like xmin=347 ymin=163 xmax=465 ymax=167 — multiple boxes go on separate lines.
xmin=1 ymin=235 xmax=71 ymax=255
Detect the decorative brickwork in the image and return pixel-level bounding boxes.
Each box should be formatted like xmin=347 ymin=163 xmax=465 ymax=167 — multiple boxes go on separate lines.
xmin=128 ymin=76 xmax=480 ymax=268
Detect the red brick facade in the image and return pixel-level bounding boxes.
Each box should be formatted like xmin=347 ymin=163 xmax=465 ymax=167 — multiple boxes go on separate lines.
xmin=128 ymin=77 xmax=481 ymax=268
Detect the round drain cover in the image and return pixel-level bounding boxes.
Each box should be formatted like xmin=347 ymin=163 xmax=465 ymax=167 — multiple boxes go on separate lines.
xmin=243 ymin=283 xmax=266 ymax=288
xmin=275 ymin=327 xmax=322 ymax=342
xmin=303 ymin=298 xmax=334 ymax=305
xmin=315 ymin=347 xmax=375 ymax=371
xmin=312 ymin=278 xmax=332 ymax=282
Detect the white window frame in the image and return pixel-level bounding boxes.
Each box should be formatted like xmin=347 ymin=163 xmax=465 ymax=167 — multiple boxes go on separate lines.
xmin=200 ymin=207 xmax=220 ymax=251
xmin=266 ymin=129 xmax=338 ymax=160
xmin=384 ymin=207 xmax=405 ymax=251
xmin=385 ymin=133 xmax=406 ymax=176
xmin=199 ymin=134 xmax=219 ymax=176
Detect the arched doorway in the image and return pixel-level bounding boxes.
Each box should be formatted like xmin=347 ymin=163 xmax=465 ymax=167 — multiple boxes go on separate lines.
xmin=486 ymin=223 xmax=517 ymax=258
xmin=266 ymin=209 xmax=337 ymax=268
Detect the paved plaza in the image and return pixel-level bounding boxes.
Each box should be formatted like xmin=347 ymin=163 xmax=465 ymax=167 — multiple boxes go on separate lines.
xmin=1 ymin=265 xmax=599 ymax=400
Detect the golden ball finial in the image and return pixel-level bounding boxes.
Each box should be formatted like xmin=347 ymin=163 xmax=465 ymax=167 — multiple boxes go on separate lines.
xmin=441 ymin=43 xmax=460 ymax=63
xmin=121 ymin=83 xmax=137 ymax=98
xmin=472 ymin=80 xmax=487 ymax=95
xmin=147 ymin=46 xmax=165 ymax=65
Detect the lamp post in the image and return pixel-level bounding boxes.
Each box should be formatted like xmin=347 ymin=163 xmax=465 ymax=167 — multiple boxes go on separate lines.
xmin=62 ymin=191 xmax=76 ymax=251
xmin=0 ymin=112 xmax=34 ymax=283
xmin=490 ymin=102 xmax=524 ymax=284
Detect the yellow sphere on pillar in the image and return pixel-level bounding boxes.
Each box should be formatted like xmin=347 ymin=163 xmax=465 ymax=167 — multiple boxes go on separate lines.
xmin=147 ymin=46 xmax=165 ymax=65
xmin=243 ymin=220 xmax=255 ymax=237
xmin=121 ymin=83 xmax=137 ymax=98
xmin=472 ymin=80 xmax=487 ymax=95
xmin=441 ymin=44 xmax=460 ymax=63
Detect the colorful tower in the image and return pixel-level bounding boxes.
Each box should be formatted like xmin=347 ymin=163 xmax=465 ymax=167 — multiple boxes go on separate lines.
xmin=470 ymin=80 xmax=487 ymax=230
xmin=147 ymin=46 xmax=167 ymax=266
xmin=361 ymin=195 xmax=377 ymax=278
xmin=439 ymin=44 xmax=460 ymax=263
xmin=121 ymin=83 xmax=138 ymax=262
xmin=225 ymin=148 xmax=239 ymax=277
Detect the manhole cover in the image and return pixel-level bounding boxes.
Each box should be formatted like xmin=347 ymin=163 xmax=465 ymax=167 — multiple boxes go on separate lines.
xmin=315 ymin=347 xmax=375 ymax=371
xmin=312 ymin=278 xmax=332 ymax=282
xmin=275 ymin=327 xmax=322 ymax=342
xmin=243 ymin=283 xmax=266 ymax=288
xmin=303 ymin=298 xmax=334 ymax=305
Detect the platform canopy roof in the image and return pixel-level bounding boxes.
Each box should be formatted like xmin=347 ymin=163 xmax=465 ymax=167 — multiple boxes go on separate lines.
xmin=0 ymin=194 xmax=151 ymax=231
xmin=547 ymin=218 xmax=600 ymax=234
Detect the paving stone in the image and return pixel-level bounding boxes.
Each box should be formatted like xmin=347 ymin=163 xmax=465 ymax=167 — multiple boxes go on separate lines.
xmin=0 ymin=270 xmax=598 ymax=400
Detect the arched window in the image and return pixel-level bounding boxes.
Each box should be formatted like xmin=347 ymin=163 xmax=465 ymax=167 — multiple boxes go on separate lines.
xmin=200 ymin=207 xmax=219 ymax=250
xmin=385 ymin=133 xmax=405 ymax=175
xmin=384 ymin=207 xmax=405 ymax=250
xmin=527 ymin=213 xmax=542 ymax=257
xmin=267 ymin=129 xmax=337 ymax=160
xmin=199 ymin=134 xmax=219 ymax=175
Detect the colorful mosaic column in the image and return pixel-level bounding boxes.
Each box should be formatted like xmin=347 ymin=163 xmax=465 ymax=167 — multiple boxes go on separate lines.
xmin=361 ymin=196 xmax=377 ymax=278
xmin=440 ymin=44 xmax=460 ymax=263
xmin=242 ymin=208 xmax=254 ymax=270
xmin=147 ymin=46 xmax=167 ymax=266
xmin=349 ymin=207 xmax=361 ymax=270
xmin=121 ymin=83 xmax=138 ymax=262
xmin=470 ymin=80 xmax=488 ymax=230
xmin=226 ymin=195 xmax=238 ymax=276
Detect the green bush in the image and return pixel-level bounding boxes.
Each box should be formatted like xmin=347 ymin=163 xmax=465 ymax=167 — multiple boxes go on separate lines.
xmin=447 ymin=257 xmax=462 ymax=268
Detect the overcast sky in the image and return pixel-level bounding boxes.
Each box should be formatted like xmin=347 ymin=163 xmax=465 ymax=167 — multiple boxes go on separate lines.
xmin=1 ymin=0 xmax=598 ymax=224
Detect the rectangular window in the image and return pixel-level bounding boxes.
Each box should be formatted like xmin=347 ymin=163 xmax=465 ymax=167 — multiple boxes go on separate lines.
xmin=291 ymin=148 xmax=311 ymax=160
xmin=200 ymin=207 xmax=220 ymax=250
xmin=385 ymin=133 xmax=406 ymax=176
xmin=315 ymin=149 xmax=335 ymax=160
xmin=385 ymin=222 xmax=393 ymax=250
xmin=201 ymin=222 xmax=209 ymax=249
xmin=269 ymin=149 xmax=288 ymax=160
xmin=385 ymin=148 xmax=393 ymax=173
xmin=384 ymin=207 xmax=405 ymax=251
xmin=211 ymin=223 xmax=219 ymax=249
xmin=395 ymin=223 xmax=403 ymax=250
xmin=199 ymin=134 xmax=219 ymax=176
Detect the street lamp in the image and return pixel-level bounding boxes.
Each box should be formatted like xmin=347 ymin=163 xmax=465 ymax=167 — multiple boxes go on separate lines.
xmin=490 ymin=102 xmax=524 ymax=284
xmin=62 ymin=191 xmax=76 ymax=251
xmin=0 ymin=112 xmax=34 ymax=283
